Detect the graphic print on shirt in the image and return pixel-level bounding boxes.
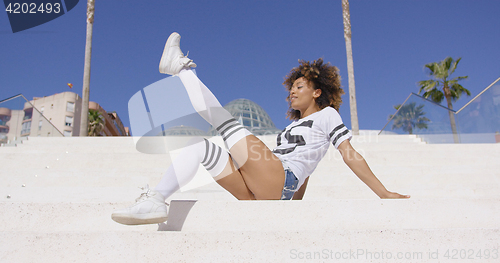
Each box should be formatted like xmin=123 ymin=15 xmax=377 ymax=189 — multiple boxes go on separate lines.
xmin=273 ymin=120 xmax=314 ymax=155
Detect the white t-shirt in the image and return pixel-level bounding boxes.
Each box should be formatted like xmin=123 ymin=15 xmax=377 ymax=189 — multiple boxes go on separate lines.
xmin=273 ymin=107 xmax=352 ymax=188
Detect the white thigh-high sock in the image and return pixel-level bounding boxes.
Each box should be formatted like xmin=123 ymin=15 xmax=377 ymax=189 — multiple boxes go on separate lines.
xmin=177 ymin=69 xmax=252 ymax=150
xmin=154 ymin=138 xmax=229 ymax=200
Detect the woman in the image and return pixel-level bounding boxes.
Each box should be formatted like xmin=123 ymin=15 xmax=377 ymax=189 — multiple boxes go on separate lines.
xmin=112 ymin=32 xmax=409 ymax=225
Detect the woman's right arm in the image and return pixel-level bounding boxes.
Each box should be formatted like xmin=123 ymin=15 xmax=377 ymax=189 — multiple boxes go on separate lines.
xmin=337 ymin=140 xmax=410 ymax=199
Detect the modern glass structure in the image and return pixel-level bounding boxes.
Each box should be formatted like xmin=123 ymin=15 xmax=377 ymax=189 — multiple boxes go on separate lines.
xmin=163 ymin=98 xmax=281 ymax=136
xmin=215 ymin=99 xmax=281 ymax=135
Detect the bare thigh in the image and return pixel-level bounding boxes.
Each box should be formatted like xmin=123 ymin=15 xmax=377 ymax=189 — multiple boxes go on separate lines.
xmin=214 ymin=157 xmax=256 ymax=200
xmin=228 ymin=135 xmax=285 ymax=200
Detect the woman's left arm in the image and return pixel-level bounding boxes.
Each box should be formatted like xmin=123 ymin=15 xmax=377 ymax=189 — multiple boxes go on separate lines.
xmin=337 ymin=140 xmax=410 ymax=199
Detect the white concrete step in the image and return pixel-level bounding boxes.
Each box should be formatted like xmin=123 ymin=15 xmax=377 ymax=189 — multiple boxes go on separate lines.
xmin=1 ymin=151 xmax=493 ymax=174
xmin=1 ymin=136 xmax=498 ymax=202
xmin=2 ymin=159 xmax=498 ymax=200
xmin=2 ymin=229 xmax=498 ymax=262
xmin=161 ymin=199 xmax=500 ymax=232
xmin=1 ymin=199 xmax=499 ymax=262
xmin=6 ymin=134 xmax=424 ymax=149
xmin=1 ymin=138 xmax=495 ymax=167
xmin=2 ymin=164 xmax=499 ymax=201
xmin=1 ymin=199 xmax=498 ymax=232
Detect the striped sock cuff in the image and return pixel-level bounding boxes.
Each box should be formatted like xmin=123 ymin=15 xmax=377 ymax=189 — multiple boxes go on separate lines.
xmin=216 ymin=118 xmax=246 ymax=142
xmin=201 ymin=139 xmax=228 ymax=177
xmin=215 ymin=118 xmax=252 ymax=149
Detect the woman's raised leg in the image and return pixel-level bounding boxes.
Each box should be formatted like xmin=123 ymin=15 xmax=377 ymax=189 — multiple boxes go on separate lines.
xmin=160 ymin=32 xmax=286 ymax=199
xmin=176 ymin=68 xmax=285 ymax=199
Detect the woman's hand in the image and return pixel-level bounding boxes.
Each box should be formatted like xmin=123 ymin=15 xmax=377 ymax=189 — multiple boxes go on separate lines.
xmin=379 ymin=191 xmax=410 ymax=199
xmin=338 ymin=141 xmax=410 ymax=200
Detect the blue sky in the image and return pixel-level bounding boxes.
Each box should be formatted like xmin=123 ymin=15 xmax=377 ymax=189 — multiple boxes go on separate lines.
xmin=1 ymin=0 xmax=499 ymax=134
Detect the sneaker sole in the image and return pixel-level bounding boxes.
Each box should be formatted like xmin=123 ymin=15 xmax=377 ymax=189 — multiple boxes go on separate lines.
xmin=159 ymin=32 xmax=180 ymax=74
xmin=111 ymin=212 xmax=168 ymax=225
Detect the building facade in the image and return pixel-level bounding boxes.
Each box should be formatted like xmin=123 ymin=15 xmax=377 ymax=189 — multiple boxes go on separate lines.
xmin=1 ymin=92 xmax=130 ymax=140
xmin=89 ymin=101 xmax=129 ymax=136
xmin=29 ymin=92 xmax=82 ymax=137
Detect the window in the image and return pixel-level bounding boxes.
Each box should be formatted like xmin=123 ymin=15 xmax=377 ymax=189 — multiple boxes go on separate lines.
xmin=40 ymin=106 xmax=44 ymax=114
xmin=38 ymin=120 xmax=43 ymax=131
xmin=243 ymin=119 xmax=251 ymax=127
xmin=66 ymin=102 xmax=75 ymax=112
xmin=21 ymin=121 xmax=31 ymax=135
xmin=65 ymin=116 xmax=73 ymax=127
xmin=63 ymin=130 xmax=72 ymax=137
xmin=23 ymin=112 xmax=32 ymax=120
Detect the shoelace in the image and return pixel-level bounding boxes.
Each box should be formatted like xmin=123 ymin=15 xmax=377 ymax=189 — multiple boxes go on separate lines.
xmin=135 ymin=185 xmax=169 ymax=206
xmin=135 ymin=185 xmax=153 ymax=202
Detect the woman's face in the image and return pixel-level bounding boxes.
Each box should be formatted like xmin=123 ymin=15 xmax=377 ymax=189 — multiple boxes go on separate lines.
xmin=289 ymin=77 xmax=321 ymax=116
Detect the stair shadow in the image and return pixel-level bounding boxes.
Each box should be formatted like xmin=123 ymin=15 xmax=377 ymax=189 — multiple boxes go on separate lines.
xmin=158 ymin=200 xmax=197 ymax=231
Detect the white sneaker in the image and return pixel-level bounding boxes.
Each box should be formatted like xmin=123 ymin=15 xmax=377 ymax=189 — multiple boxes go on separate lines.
xmin=159 ymin=32 xmax=197 ymax=75
xmin=112 ymin=185 xmax=168 ymax=225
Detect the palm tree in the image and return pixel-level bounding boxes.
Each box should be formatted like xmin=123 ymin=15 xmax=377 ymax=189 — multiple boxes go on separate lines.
xmin=79 ymin=0 xmax=95 ymax=136
xmin=88 ymin=109 xmax=104 ymax=136
xmin=341 ymin=0 xmax=359 ymax=135
xmin=390 ymin=102 xmax=430 ymax=134
xmin=418 ymin=57 xmax=470 ymax=143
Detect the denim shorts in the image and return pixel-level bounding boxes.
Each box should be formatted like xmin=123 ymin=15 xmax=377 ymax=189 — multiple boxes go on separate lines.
xmin=281 ymin=169 xmax=299 ymax=200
